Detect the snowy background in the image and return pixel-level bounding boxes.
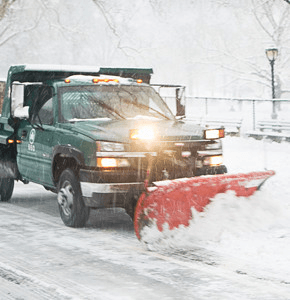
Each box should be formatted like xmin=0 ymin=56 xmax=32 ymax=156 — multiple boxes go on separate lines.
xmin=1 ymin=0 xmax=290 ymax=99
xmin=1 ymin=1 xmax=290 ymax=298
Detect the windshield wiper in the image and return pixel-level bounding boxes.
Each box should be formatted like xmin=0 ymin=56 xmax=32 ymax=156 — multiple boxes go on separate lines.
xmin=118 ymin=87 xmax=172 ymax=120
xmin=122 ymin=98 xmax=171 ymax=120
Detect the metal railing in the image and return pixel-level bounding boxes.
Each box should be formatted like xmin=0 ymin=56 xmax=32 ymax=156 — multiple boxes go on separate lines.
xmin=162 ymin=96 xmax=290 ymax=133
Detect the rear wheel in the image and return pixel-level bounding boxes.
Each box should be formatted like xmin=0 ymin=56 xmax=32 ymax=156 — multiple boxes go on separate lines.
xmin=57 ymin=169 xmax=90 ymax=227
xmin=0 ymin=178 xmax=14 ymax=202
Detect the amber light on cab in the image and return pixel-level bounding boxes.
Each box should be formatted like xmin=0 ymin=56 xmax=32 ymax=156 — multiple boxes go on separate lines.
xmin=92 ymin=78 xmax=119 ymax=83
xmin=8 ymin=139 xmax=21 ymax=144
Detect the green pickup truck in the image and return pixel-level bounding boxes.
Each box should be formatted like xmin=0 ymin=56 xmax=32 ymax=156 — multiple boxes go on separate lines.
xmin=0 ymin=65 xmax=227 ymax=227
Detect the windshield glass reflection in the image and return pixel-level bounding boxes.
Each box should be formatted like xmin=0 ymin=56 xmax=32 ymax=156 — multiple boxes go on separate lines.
xmin=59 ymin=85 xmax=174 ymax=122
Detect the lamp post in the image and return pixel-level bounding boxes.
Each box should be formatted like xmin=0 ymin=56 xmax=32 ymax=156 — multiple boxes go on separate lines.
xmin=265 ymin=48 xmax=278 ymax=119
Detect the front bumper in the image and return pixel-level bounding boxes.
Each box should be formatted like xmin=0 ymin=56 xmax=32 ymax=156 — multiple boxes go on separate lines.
xmin=80 ymin=181 xmax=143 ymax=198
xmin=79 ymin=140 xmax=226 ymax=208
xmin=80 ymin=182 xmax=144 ymax=208
xmin=79 ymin=164 xmax=227 ymax=208
xmin=79 ymin=169 xmax=144 ymax=208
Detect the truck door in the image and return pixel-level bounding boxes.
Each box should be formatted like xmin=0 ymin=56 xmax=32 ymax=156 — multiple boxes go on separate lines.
xmin=17 ymin=86 xmax=55 ymax=186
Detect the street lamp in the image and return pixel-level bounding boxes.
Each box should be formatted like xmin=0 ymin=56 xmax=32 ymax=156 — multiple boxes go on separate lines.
xmin=265 ymin=48 xmax=278 ymax=119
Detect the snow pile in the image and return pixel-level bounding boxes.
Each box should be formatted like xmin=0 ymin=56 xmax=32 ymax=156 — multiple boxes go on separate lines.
xmin=141 ymin=137 xmax=290 ymax=282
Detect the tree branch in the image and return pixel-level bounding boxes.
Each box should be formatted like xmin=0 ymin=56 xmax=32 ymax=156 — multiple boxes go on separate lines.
xmin=90 ymin=0 xmax=143 ymax=59
xmin=0 ymin=0 xmax=16 ymax=21
xmin=0 ymin=14 xmax=41 ymax=47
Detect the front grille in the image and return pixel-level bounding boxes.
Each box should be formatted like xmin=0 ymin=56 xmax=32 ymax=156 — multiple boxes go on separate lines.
xmin=129 ymin=140 xmax=208 ymax=181
xmin=87 ymin=140 xmax=222 ymax=184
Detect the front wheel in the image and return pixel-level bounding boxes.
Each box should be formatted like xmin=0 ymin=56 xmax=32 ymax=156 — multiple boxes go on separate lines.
xmin=0 ymin=178 xmax=14 ymax=202
xmin=57 ymin=169 xmax=90 ymax=227
xmin=125 ymin=187 xmax=141 ymax=221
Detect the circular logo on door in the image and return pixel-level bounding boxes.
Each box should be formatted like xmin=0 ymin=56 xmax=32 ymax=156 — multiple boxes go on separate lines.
xmin=29 ymin=129 xmax=36 ymax=144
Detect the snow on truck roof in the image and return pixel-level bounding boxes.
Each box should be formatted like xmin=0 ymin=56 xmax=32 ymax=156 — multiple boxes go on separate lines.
xmin=8 ymin=65 xmax=153 ymax=84
xmin=22 ymin=64 xmax=153 ymax=74
xmin=23 ymin=64 xmax=101 ymax=72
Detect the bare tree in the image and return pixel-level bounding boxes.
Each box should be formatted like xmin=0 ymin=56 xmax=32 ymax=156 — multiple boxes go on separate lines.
xmin=0 ymin=0 xmax=17 ymax=46
xmin=0 ymin=0 xmax=77 ymax=50
xmin=250 ymin=0 xmax=290 ymax=97
xmin=251 ymin=0 xmax=290 ymax=47
xmin=0 ymin=1 xmax=43 ymax=48
xmin=204 ymin=0 xmax=290 ymax=98
xmin=0 ymin=0 xmax=15 ymax=20
xmin=90 ymin=0 xmax=142 ymax=58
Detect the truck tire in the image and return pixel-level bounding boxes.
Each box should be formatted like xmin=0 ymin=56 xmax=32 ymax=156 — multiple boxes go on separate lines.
xmin=125 ymin=187 xmax=140 ymax=221
xmin=0 ymin=178 xmax=14 ymax=202
xmin=57 ymin=169 xmax=90 ymax=228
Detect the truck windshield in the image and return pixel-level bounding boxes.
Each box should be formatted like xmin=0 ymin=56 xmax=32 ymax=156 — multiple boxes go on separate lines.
xmin=59 ymin=85 xmax=174 ymax=122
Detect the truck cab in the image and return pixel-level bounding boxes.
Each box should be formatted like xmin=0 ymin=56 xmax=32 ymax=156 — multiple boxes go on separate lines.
xmin=0 ymin=65 xmax=226 ymax=227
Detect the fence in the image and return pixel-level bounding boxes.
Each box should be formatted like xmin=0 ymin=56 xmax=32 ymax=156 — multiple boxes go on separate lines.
xmin=162 ymin=96 xmax=290 ymax=134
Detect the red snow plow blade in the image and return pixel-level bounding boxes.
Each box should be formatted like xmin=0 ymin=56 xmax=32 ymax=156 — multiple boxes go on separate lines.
xmin=134 ymin=170 xmax=275 ymax=240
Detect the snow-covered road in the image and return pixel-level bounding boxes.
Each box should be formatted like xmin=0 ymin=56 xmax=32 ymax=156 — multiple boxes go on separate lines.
xmin=0 ymin=137 xmax=290 ymax=299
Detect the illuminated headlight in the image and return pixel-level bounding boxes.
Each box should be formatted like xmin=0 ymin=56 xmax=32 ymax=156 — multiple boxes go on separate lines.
xmin=97 ymin=158 xmax=130 ymax=168
xmin=98 ymin=141 xmax=125 ymax=152
xmin=130 ymin=127 xmax=155 ymax=140
xmin=204 ymin=129 xmax=225 ymax=140
xmin=203 ymin=155 xmax=223 ymax=166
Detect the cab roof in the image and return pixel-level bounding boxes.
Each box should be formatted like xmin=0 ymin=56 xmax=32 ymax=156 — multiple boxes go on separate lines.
xmin=8 ymin=65 xmax=153 ymax=84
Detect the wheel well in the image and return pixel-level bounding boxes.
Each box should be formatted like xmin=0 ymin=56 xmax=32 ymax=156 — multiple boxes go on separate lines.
xmin=0 ymin=143 xmax=16 ymax=160
xmin=0 ymin=144 xmax=19 ymax=179
xmin=53 ymin=154 xmax=80 ymax=184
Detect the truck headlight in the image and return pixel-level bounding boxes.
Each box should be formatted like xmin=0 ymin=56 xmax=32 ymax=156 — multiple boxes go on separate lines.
xmin=96 ymin=142 xmax=129 ymax=168
xmin=204 ymin=129 xmax=225 ymax=140
xmin=203 ymin=155 xmax=223 ymax=166
xmin=97 ymin=158 xmax=130 ymax=168
xmin=97 ymin=141 xmax=125 ymax=152
xmin=130 ymin=127 xmax=155 ymax=140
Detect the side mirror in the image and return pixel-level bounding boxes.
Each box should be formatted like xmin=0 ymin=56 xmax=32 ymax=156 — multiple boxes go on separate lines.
xmin=11 ymin=83 xmax=29 ymax=119
xmin=175 ymin=87 xmax=185 ymax=117
xmin=14 ymin=106 xmax=29 ymax=119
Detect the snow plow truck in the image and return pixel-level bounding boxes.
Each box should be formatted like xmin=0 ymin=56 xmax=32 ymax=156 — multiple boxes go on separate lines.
xmin=0 ymin=65 xmax=274 ymax=240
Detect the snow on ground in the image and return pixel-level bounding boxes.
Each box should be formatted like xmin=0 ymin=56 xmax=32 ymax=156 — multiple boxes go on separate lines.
xmin=1 ymin=136 xmax=290 ymax=299
xmin=142 ymin=136 xmax=290 ymax=284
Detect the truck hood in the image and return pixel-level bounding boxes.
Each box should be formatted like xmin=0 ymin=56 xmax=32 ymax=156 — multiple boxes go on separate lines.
xmin=61 ymin=119 xmax=204 ymax=143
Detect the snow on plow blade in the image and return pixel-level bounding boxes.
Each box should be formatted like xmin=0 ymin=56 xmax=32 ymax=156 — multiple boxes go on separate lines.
xmin=134 ymin=170 xmax=275 ymax=240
